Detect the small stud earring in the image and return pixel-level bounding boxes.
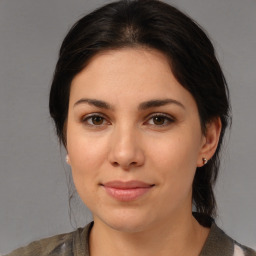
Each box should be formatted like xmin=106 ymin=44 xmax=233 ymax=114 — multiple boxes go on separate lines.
xmin=66 ymin=155 xmax=70 ymax=164
xmin=202 ymin=158 xmax=208 ymax=165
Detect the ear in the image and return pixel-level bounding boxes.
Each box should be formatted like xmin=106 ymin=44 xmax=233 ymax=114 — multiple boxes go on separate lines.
xmin=197 ymin=117 xmax=222 ymax=167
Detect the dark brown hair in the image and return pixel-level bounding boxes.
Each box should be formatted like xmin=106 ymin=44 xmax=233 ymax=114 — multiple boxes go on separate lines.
xmin=49 ymin=0 xmax=231 ymax=218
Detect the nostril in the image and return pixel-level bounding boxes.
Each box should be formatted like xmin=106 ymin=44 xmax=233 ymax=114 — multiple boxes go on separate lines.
xmin=111 ymin=161 xmax=138 ymax=169
xmin=112 ymin=161 xmax=139 ymax=170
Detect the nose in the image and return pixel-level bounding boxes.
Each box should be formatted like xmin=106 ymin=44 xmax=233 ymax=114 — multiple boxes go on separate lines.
xmin=108 ymin=126 xmax=145 ymax=170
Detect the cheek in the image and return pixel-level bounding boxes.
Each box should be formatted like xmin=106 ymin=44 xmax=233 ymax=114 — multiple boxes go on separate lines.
xmin=148 ymin=129 xmax=202 ymax=191
xmin=150 ymin=133 xmax=200 ymax=170
xmin=68 ymin=129 xmax=108 ymax=170
xmin=67 ymin=133 xmax=108 ymax=205
xmin=66 ymin=128 xmax=109 ymax=194
xmin=148 ymin=135 xmax=200 ymax=213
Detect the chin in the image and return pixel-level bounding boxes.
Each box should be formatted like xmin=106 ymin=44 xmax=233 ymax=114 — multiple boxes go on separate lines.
xmin=106 ymin=220 xmax=149 ymax=233
xmin=96 ymin=208 xmax=153 ymax=233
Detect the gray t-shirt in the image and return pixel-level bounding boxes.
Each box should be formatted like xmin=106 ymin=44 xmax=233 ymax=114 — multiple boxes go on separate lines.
xmin=4 ymin=214 xmax=256 ymax=256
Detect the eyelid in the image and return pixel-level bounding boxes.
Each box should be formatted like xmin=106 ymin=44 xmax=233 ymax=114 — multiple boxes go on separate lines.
xmin=146 ymin=112 xmax=175 ymax=120
xmin=145 ymin=112 xmax=175 ymax=126
xmin=80 ymin=112 xmax=175 ymax=127
xmin=81 ymin=113 xmax=110 ymax=125
xmin=81 ymin=112 xmax=105 ymax=120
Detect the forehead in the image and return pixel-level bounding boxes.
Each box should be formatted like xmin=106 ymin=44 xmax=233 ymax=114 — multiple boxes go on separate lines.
xmin=72 ymin=47 xmax=173 ymax=85
xmin=69 ymin=48 xmax=195 ymax=109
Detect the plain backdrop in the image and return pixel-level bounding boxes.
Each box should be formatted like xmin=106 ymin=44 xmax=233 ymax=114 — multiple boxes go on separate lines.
xmin=0 ymin=0 xmax=255 ymax=254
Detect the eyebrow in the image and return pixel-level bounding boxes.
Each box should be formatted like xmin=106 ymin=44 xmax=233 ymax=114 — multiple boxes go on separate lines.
xmin=138 ymin=99 xmax=185 ymax=110
xmin=74 ymin=98 xmax=112 ymax=110
xmin=73 ymin=98 xmax=185 ymax=110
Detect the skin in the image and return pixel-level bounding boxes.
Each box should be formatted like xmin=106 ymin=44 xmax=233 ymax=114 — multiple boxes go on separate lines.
xmin=66 ymin=48 xmax=221 ymax=256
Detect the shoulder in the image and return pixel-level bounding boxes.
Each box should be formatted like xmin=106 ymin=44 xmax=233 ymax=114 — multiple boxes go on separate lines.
xmin=233 ymin=241 xmax=256 ymax=256
xmin=3 ymin=228 xmax=82 ymax=256
xmin=193 ymin=213 xmax=256 ymax=256
xmin=201 ymin=222 xmax=256 ymax=256
xmin=4 ymin=222 xmax=93 ymax=256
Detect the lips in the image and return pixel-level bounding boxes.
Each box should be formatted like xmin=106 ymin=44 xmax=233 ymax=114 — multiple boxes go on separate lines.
xmin=102 ymin=180 xmax=154 ymax=201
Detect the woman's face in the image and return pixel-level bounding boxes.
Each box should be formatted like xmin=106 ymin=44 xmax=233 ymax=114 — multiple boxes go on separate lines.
xmin=66 ymin=48 xmax=213 ymax=232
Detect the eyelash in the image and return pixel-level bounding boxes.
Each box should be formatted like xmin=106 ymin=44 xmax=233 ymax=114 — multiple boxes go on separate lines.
xmin=81 ymin=113 xmax=175 ymax=128
xmin=146 ymin=113 xmax=175 ymax=127
xmin=81 ymin=113 xmax=109 ymax=127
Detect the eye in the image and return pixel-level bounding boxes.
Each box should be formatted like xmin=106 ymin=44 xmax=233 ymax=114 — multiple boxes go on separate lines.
xmin=82 ymin=114 xmax=109 ymax=126
xmin=146 ymin=114 xmax=174 ymax=127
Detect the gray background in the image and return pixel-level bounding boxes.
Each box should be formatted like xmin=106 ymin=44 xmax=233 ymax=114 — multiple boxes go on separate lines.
xmin=0 ymin=0 xmax=255 ymax=254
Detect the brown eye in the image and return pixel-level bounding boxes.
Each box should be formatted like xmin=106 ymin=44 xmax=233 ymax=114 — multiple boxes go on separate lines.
xmin=91 ymin=116 xmax=104 ymax=125
xmin=82 ymin=114 xmax=107 ymax=126
xmin=152 ymin=116 xmax=166 ymax=125
xmin=147 ymin=114 xmax=174 ymax=127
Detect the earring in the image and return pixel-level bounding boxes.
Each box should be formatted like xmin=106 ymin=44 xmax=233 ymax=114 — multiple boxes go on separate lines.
xmin=66 ymin=155 xmax=70 ymax=164
xmin=202 ymin=158 xmax=208 ymax=165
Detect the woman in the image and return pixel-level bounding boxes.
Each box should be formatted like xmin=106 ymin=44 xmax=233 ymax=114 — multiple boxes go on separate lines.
xmin=5 ymin=0 xmax=256 ymax=255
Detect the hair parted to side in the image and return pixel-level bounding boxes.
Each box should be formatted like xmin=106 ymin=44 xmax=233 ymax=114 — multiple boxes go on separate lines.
xmin=49 ymin=0 xmax=231 ymax=218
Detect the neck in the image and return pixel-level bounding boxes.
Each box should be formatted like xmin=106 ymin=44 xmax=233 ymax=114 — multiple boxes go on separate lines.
xmin=89 ymin=212 xmax=210 ymax=256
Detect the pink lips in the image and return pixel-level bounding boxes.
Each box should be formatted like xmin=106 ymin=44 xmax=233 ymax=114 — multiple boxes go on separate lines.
xmin=102 ymin=180 xmax=154 ymax=202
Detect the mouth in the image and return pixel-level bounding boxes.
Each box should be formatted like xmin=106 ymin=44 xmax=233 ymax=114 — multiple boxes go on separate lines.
xmin=101 ymin=180 xmax=155 ymax=202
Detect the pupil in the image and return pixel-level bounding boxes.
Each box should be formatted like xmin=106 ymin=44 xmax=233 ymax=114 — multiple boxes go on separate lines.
xmin=92 ymin=116 xmax=103 ymax=125
xmin=153 ymin=116 xmax=164 ymax=125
